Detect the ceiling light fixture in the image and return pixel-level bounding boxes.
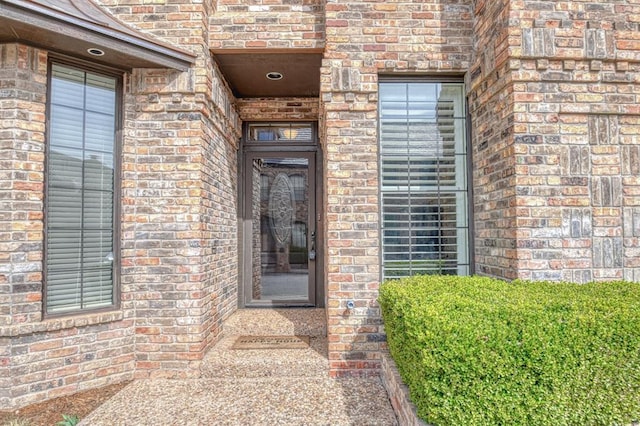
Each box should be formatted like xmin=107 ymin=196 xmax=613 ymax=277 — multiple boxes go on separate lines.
xmin=266 ymin=71 xmax=283 ymax=80
xmin=87 ymin=48 xmax=105 ymax=56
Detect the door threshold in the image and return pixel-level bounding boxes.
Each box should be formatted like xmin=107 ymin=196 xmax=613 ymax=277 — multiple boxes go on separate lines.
xmin=243 ymin=303 xmax=316 ymax=309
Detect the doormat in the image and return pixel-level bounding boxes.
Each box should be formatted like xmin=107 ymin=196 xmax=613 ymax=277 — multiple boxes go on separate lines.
xmin=232 ymin=335 xmax=310 ymax=350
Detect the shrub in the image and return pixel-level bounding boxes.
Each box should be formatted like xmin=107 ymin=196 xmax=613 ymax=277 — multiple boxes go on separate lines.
xmin=379 ymin=275 xmax=640 ymax=426
xmin=56 ymin=414 xmax=79 ymax=426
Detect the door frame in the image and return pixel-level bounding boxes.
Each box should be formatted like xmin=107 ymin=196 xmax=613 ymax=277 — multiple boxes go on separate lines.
xmin=238 ymin=124 xmax=323 ymax=308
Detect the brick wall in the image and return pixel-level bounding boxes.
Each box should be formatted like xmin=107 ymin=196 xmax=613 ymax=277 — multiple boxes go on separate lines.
xmin=236 ymin=98 xmax=319 ymax=122
xmin=200 ymin=61 xmax=241 ymax=348
xmin=380 ymin=351 xmax=428 ymax=426
xmin=104 ymin=0 xmax=241 ymax=377
xmin=121 ymin=69 xmax=215 ymax=378
xmin=0 ymin=44 xmax=46 ymax=407
xmin=4 ymin=0 xmax=640 ymax=410
xmin=7 ymin=313 xmax=135 ymax=408
xmin=0 ymin=46 xmax=136 ymax=409
xmin=210 ymin=0 xmax=324 ymax=50
xmin=467 ymin=0 xmax=518 ymax=279
xmin=0 ymin=44 xmax=46 ymax=328
xmin=1 ymin=0 xmax=243 ymax=408
xmin=468 ymin=0 xmax=640 ymax=283
xmin=321 ymin=0 xmax=474 ymax=377
xmin=507 ymin=0 xmax=640 ymax=282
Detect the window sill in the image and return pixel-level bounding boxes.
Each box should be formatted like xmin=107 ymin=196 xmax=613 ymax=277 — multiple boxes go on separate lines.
xmin=0 ymin=310 xmax=124 ymax=337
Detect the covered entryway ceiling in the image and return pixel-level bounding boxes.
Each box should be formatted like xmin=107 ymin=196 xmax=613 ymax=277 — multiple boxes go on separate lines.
xmin=212 ymin=49 xmax=323 ymax=98
xmin=0 ymin=0 xmax=195 ymax=70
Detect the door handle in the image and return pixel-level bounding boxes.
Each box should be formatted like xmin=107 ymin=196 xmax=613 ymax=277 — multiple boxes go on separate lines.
xmin=309 ymin=231 xmax=316 ymax=260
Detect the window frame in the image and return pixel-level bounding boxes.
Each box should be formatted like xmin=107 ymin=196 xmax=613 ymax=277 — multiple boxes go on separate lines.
xmin=43 ymin=56 xmax=123 ymax=318
xmin=377 ymin=76 xmax=474 ymax=280
xmin=243 ymin=122 xmax=318 ymax=147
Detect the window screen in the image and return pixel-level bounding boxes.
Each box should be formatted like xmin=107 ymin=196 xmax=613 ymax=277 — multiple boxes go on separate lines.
xmin=379 ymin=82 xmax=470 ymax=278
xmin=45 ymin=63 xmax=118 ymax=314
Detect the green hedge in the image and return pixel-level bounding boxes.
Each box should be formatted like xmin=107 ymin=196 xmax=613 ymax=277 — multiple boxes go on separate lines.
xmin=379 ymin=275 xmax=640 ymax=425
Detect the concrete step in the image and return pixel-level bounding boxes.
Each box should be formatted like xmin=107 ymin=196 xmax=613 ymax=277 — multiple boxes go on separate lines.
xmin=200 ymin=335 xmax=329 ymax=378
xmin=222 ymin=308 xmax=326 ymax=337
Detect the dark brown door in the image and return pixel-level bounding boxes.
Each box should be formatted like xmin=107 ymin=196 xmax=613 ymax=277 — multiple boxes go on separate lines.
xmin=242 ymin=152 xmax=317 ymax=306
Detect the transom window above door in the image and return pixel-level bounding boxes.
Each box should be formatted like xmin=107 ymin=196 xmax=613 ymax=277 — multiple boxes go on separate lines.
xmin=246 ymin=123 xmax=314 ymax=142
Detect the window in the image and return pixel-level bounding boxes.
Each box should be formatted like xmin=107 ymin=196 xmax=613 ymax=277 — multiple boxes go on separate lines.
xmin=44 ymin=62 xmax=120 ymax=315
xmin=379 ymin=81 xmax=470 ymax=279
xmin=246 ymin=123 xmax=313 ymax=142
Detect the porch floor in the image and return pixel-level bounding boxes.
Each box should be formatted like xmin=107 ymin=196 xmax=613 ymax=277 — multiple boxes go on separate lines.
xmin=79 ymin=309 xmax=398 ymax=425
xmin=202 ymin=308 xmax=329 ymax=378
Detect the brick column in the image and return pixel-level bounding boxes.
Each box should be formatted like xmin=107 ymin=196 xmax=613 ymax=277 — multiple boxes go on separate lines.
xmin=321 ymin=67 xmax=381 ymax=376
xmin=121 ymin=66 xmax=240 ymax=378
xmin=105 ymin=0 xmax=241 ymax=377
xmin=0 ymin=43 xmax=46 ymax=408
xmin=467 ymin=0 xmax=519 ymax=280
xmin=320 ymin=2 xmax=382 ymax=378
xmin=322 ymin=0 xmax=474 ymax=376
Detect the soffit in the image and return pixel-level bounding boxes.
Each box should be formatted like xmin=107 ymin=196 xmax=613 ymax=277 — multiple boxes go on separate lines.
xmin=212 ymin=50 xmax=323 ymax=98
xmin=0 ymin=0 xmax=195 ymax=70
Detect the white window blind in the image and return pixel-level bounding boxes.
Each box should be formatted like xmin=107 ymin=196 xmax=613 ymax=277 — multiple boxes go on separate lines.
xmin=45 ymin=63 xmax=117 ymax=314
xmin=379 ymin=82 xmax=470 ymax=279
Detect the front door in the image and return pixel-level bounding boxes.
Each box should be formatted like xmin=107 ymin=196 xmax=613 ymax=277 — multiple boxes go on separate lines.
xmin=241 ymin=124 xmax=320 ymax=307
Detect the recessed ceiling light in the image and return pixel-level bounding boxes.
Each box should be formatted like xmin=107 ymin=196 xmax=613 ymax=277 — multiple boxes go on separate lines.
xmin=87 ymin=48 xmax=105 ymax=56
xmin=266 ymin=71 xmax=283 ymax=80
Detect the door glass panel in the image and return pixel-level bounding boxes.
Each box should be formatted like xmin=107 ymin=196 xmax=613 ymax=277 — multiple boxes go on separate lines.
xmin=251 ymin=157 xmax=311 ymax=302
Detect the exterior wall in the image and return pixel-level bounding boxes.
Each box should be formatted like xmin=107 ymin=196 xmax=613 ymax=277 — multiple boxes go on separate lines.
xmin=104 ymin=0 xmax=241 ymax=378
xmin=236 ymin=98 xmax=320 ymax=122
xmin=481 ymin=0 xmax=640 ymax=282
xmin=200 ymin=63 xmax=240 ymax=349
xmin=210 ymin=0 xmax=325 ymax=50
xmin=0 ymin=44 xmax=46 ymax=329
xmin=1 ymin=0 xmax=242 ymax=408
xmin=470 ymin=0 xmax=640 ymax=283
xmin=381 ymin=351 xmax=427 ymax=426
xmin=2 ymin=0 xmax=640 ymax=410
xmin=0 ymin=44 xmax=136 ymax=409
xmin=321 ymin=0 xmax=474 ymax=376
xmin=467 ymin=0 xmax=518 ymax=279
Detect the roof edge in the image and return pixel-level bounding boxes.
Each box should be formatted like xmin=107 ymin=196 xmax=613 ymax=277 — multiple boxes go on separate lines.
xmin=0 ymin=0 xmax=196 ymax=70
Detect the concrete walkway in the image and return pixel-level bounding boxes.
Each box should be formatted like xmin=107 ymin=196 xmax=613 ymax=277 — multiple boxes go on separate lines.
xmin=80 ymin=309 xmax=398 ymax=425
xmin=80 ymin=377 xmax=396 ymax=425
